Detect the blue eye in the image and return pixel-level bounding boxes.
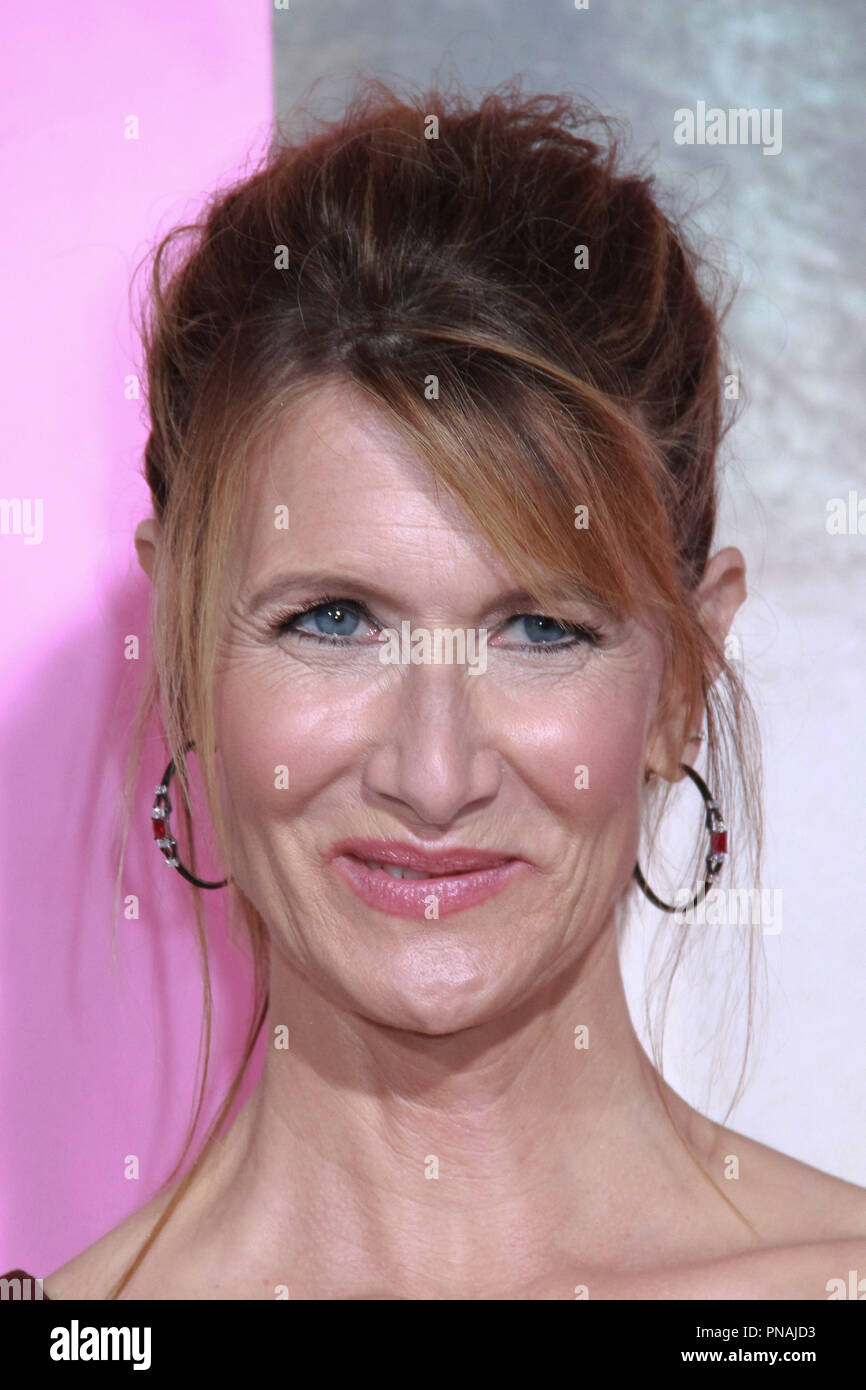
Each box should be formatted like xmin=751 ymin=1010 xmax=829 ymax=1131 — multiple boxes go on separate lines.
xmin=509 ymin=615 xmax=578 ymax=647
xmin=274 ymin=599 xmax=370 ymax=643
xmin=496 ymin=614 xmax=603 ymax=653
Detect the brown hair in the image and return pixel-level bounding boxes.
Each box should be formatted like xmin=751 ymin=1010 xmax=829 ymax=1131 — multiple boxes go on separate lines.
xmin=107 ymin=73 xmax=763 ymax=1298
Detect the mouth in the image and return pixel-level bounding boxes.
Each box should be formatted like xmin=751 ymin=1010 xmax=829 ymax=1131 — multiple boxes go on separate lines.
xmin=329 ymin=837 xmax=520 ymax=874
xmin=328 ymin=839 xmax=530 ymax=919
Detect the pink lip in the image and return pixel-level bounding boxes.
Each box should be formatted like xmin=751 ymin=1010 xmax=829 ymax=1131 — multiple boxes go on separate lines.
xmin=328 ymin=837 xmax=531 ymax=920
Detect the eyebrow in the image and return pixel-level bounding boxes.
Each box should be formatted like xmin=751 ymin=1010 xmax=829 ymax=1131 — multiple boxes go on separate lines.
xmin=245 ymin=571 xmax=611 ymax=617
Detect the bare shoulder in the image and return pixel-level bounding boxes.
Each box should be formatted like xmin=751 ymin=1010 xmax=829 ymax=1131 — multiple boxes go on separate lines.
xmin=41 ymin=1187 xmax=176 ymax=1301
xmin=669 ymin=1111 xmax=866 ymax=1298
xmin=568 ymin=1117 xmax=866 ymax=1301
xmin=700 ymin=1115 xmax=866 ymax=1245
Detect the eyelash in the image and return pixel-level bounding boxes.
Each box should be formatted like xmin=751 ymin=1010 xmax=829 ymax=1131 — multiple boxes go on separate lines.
xmin=267 ymin=595 xmax=604 ymax=654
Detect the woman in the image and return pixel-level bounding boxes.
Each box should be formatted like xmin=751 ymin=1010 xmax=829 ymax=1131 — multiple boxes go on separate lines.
xmin=13 ymin=76 xmax=866 ymax=1300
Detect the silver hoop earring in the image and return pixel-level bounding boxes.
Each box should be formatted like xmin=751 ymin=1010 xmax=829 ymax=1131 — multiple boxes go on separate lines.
xmin=633 ymin=763 xmax=727 ymax=913
xmin=151 ymin=741 xmax=229 ymax=889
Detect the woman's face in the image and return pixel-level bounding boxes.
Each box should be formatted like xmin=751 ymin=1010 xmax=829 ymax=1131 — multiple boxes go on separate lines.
xmin=213 ymin=377 xmax=669 ymax=1034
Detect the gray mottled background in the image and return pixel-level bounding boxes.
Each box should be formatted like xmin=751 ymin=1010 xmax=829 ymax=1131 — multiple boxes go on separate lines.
xmin=272 ymin=1 xmax=866 ymax=1181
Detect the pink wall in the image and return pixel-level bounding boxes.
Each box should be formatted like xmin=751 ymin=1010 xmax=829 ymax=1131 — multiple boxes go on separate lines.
xmin=0 ymin=3 xmax=272 ymax=1276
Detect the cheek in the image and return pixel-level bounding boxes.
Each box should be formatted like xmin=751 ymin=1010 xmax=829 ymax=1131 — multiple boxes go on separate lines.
xmin=214 ymin=663 xmax=380 ymax=830
xmin=499 ymin=668 xmax=655 ymax=829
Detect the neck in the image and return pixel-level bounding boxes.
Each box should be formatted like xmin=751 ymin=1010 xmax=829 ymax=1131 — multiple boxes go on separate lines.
xmin=173 ymin=909 xmax=718 ymax=1298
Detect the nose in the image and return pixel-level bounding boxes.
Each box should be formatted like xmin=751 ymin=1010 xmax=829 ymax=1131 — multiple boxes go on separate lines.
xmin=361 ymin=659 xmax=503 ymax=829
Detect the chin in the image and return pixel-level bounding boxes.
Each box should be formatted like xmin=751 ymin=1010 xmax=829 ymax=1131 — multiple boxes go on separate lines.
xmin=351 ymin=948 xmax=518 ymax=1037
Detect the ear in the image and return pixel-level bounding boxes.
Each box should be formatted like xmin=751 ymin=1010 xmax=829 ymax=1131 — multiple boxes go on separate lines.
xmin=693 ymin=545 xmax=747 ymax=683
xmin=645 ymin=546 xmax=747 ymax=782
xmin=134 ymin=517 xmax=161 ymax=581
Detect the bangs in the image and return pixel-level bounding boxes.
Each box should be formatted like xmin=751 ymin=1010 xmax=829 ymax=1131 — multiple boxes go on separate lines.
xmin=331 ymin=351 xmax=684 ymax=626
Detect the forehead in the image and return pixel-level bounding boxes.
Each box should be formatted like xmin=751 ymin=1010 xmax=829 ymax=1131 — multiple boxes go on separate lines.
xmin=231 ymin=378 xmax=516 ymax=591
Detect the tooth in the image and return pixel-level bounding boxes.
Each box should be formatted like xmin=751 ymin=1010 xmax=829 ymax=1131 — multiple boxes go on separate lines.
xmin=363 ymin=859 xmax=437 ymax=880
